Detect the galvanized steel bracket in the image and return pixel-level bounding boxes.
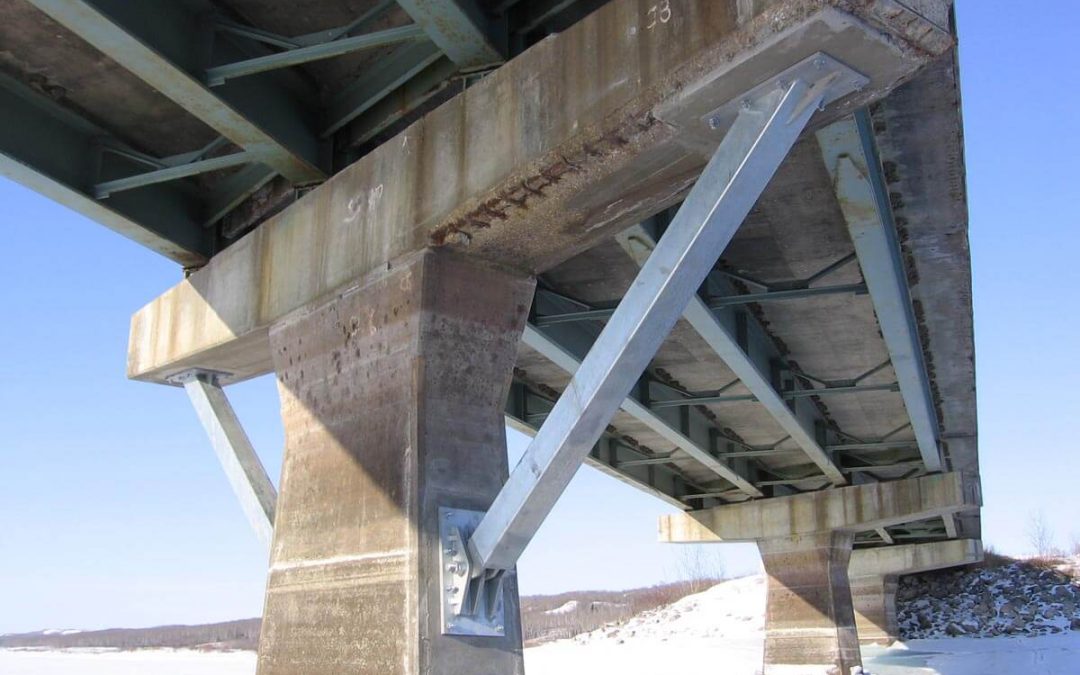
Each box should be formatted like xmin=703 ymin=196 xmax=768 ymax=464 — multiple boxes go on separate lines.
xmin=439 ymin=507 xmax=506 ymax=637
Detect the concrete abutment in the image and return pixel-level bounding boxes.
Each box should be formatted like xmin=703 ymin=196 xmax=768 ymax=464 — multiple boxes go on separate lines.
xmin=257 ymin=250 xmax=534 ymax=675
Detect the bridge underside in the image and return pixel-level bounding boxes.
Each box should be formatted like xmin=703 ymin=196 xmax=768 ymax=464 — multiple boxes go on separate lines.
xmin=2 ymin=1 xmax=977 ymax=674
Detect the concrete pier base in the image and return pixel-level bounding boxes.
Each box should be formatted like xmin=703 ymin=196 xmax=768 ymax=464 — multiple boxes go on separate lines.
xmin=659 ymin=477 xmax=980 ymax=673
xmin=256 ymin=251 xmax=533 ymax=675
xmin=759 ymin=532 xmax=861 ymax=675
xmin=849 ymin=574 xmax=899 ymax=645
xmin=847 ymin=539 xmax=983 ymax=648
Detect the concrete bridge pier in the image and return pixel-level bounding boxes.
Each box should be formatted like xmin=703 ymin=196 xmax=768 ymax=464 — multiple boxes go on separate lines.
xmin=256 ymin=250 xmax=534 ymax=675
xmin=848 ymin=574 xmax=899 ymax=646
xmin=848 ymin=539 xmax=983 ymax=647
xmin=758 ymin=531 xmax=860 ymax=674
xmin=659 ymin=474 xmax=981 ymax=675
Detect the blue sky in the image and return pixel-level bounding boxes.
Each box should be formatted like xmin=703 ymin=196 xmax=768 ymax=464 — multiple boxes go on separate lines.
xmin=1 ymin=1 xmax=1077 ymax=634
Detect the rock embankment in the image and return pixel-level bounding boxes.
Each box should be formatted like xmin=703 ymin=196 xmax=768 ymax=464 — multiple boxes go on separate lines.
xmin=898 ymin=556 xmax=1080 ymax=639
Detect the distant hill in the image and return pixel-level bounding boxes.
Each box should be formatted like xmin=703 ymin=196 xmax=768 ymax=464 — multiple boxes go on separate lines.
xmin=0 ymin=581 xmax=712 ymax=653
xmin=0 ymin=618 xmax=261 ymax=651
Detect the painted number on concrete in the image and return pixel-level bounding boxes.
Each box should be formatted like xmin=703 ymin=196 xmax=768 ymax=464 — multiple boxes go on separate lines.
xmin=646 ymin=0 xmax=672 ymax=29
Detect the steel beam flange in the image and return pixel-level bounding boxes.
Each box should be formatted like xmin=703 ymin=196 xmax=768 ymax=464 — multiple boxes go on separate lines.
xmin=165 ymin=368 xmax=234 ymax=387
xmin=439 ymin=508 xmax=506 ymax=637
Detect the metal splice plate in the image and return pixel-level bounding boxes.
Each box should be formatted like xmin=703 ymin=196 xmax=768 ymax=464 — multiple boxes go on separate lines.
xmin=701 ymin=52 xmax=869 ymax=133
xmin=439 ymin=507 xmax=506 ymax=637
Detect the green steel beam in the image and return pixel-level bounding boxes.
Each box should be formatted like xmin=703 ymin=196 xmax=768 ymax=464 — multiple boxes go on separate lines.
xmin=205 ymin=24 xmax=429 ymax=86
xmin=25 ymin=0 xmax=326 ymax=185
xmin=533 ymin=282 xmax=868 ymax=327
xmin=0 ymin=73 xmax=211 ymax=265
xmin=648 ymin=382 xmax=901 ymax=409
xmin=323 ymin=40 xmax=445 ymax=137
xmin=94 ymin=151 xmax=255 ymax=199
xmin=513 ymin=0 xmax=578 ymax=35
xmin=618 ymin=219 xmax=846 ymax=484
xmin=201 ymin=165 xmax=277 ymax=227
xmin=340 ymin=56 xmax=460 ymax=149
xmin=504 ymin=381 xmax=706 ymax=509
xmin=395 ymin=0 xmax=504 ymax=69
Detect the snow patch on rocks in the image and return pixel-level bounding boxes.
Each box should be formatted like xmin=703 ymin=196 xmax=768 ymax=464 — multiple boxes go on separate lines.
xmin=898 ymin=555 xmax=1080 ymax=639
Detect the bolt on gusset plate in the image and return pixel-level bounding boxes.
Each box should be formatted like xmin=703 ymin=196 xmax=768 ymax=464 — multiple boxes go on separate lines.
xmin=439 ymin=507 xmax=507 ymax=637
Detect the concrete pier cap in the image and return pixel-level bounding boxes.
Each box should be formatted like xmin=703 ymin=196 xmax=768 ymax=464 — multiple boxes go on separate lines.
xmin=658 ymin=474 xmax=981 ymax=674
xmin=658 ymin=473 xmax=982 ymax=544
xmin=126 ymin=0 xmax=956 ymax=386
xmin=849 ymin=539 xmax=983 ymax=646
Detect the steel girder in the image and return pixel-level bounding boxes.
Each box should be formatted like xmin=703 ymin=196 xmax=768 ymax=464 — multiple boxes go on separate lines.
xmin=817 ymin=112 xmax=945 ymax=473
xmin=25 ymin=0 xmax=327 ymax=185
xmin=0 ymin=72 xmax=213 ymax=265
xmin=2 ymin=0 xmax=645 ymax=263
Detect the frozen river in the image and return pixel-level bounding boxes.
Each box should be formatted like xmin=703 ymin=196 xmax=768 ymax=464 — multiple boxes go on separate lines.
xmin=4 ymin=633 xmax=1080 ymax=675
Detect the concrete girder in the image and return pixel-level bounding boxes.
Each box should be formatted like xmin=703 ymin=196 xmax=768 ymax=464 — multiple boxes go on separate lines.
xmin=657 ymin=472 xmax=981 ymax=543
xmin=126 ymin=0 xmax=955 ymax=385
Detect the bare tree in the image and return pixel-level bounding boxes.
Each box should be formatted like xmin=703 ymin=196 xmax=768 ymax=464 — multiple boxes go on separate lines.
xmin=1025 ymin=509 xmax=1056 ymax=559
xmin=675 ymin=545 xmax=727 ymax=594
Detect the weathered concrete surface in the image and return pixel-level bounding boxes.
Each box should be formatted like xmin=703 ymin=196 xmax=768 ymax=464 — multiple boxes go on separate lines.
xmin=848 ymin=539 xmax=982 ymax=645
xmin=128 ymin=0 xmax=954 ymax=384
xmin=657 ymin=472 xmax=980 ymax=542
xmin=257 ymin=251 xmax=533 ymax=675
xmin=873 ymin=52 xmax=978 ymax=484
xmin=849 ymin=575 xmax=899 ymax=646
xmin=759 ymin=531 xmax=860 ymax=674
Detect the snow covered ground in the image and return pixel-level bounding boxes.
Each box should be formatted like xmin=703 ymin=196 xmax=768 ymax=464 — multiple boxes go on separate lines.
xmin=0 ymin=648 xmax=257 ymax=675
xmin=3 ymin=574 xmax=1079 ymax=674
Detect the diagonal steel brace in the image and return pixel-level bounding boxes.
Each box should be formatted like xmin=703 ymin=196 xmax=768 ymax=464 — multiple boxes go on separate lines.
xmin=171 ymin=369 xmax=277 ymax=550
xmin=439 ymin=52 xmax=868 ymax=636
